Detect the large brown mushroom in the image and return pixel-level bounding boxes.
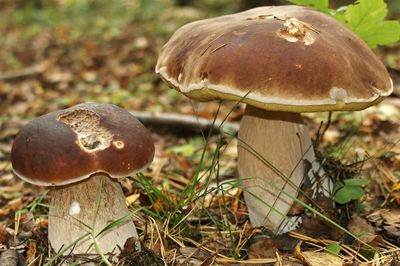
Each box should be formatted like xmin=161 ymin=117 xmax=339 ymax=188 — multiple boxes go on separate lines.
xmin=156 ymin=6 xmax=392 ymax=233
xmin=11 ymin=103 xmax=154 ymax=255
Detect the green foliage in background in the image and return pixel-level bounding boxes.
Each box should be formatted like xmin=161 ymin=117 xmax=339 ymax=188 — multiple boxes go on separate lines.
xmin=4 ymin=0 xmax=134 ymax=39
xmin=288 ymin=0 xmax=400 ymax=47
xmin=4 ymin=0 xmax=399 ymax=48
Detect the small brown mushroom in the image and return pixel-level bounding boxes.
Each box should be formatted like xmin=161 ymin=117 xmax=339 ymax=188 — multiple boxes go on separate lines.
xmin=156 ymin=6 xmax=392 ymax=233
xmin=11 ymin=103 xmax=154 ymax=255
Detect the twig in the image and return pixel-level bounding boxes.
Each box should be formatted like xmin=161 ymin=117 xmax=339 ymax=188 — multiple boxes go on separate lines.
xmin=7 ymin=111 xmax=240 ymax=137
xmin=129 ymin=111 xmax=240 ymax=135
xmin=0 ymin=64 xmax=46 ymax=81
xmin=314 ymin=112 xmax=332 ymax=150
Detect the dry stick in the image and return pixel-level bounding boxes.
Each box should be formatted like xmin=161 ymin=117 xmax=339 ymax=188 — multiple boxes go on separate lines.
xmin=0 ymin=64 xmax=46 ymax=81
xmin=12 ymin=111 xmax=239 ymax=139
xmin=314 ymin=111 xmax=332 ymax=150
xmin=129 ymin=111 xmax=239 ymax=135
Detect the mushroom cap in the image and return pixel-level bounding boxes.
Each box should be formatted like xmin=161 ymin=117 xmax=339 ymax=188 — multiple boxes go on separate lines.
xmin=156 ymin=6 xmax=393 ymax=112
xmin=11 ymin=103 xmax=155 ymax=186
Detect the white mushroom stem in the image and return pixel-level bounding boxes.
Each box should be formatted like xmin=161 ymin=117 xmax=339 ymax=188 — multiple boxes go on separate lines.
xmin=238 ymin=106 xmax=329 ymax=234
xmin=48 ymin=174 xmax=140 ymax=255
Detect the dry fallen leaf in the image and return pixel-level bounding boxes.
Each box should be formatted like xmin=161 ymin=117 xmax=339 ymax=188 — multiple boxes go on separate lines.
xmin=179 ymin=246 xmax=214 ymax=262
xmin=248 ymin=236 xmax=277 ymax=259
xmin=26 ymin=240 xmax=37 ymax=263
xmin=294 ymin=241 xmax=343 ymax=266
xmin=301 ymin=251 xmax=343 ymax=266
xmin=125 ymin=193 xmax=140 ymax=206
xmin=347 ymin=215 xmax=377 ymax=243
xmin=367 ymin=209 xmax=400 ymax=243
xmin=0 ymin=223 xmax=10 ymax=245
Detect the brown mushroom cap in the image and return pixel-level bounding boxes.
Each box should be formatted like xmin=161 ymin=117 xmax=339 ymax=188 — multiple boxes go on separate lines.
xmin=156 ymin=5 xmax=392 ymax=112
xmin=11 ymin=103 xmax=155 ymax=186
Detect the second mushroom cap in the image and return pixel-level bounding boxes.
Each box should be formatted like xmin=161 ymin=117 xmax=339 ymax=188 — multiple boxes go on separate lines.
xmin=11 ymin=102 xmax=155 ymax=186
xmin=156 ymin=5 xmax=392 ymax=112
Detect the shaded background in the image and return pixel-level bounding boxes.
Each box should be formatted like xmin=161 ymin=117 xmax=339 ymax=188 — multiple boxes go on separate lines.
xmin=0 ymin=0 xmax=399 ymax=120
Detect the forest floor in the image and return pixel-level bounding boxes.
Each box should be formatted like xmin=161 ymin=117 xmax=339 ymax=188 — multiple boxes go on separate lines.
xmin=0 ymin=1 xmax=399 ymax=265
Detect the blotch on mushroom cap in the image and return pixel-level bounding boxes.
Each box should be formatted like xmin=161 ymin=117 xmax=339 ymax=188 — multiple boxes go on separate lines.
xmin=277 ymin=17 xmax=318 ymax=45
xmin=156 ymin=5 xmax=392 ymax=112
xmin=113 ymin=140 xmax=125 ymax=149
xmin=57 ymin=109 xmax=113 ymax=152
xmin=329 ymin=87 xmax=348 ymax=102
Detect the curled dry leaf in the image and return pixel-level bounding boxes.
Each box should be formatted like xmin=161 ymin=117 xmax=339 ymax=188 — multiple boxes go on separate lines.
xmin=26 ymin=240 xmax=36 ymax=264
xmin=347 ymin=215 xmax=377 ymax=243
xmin=179 ymin=246 xmax=214 ymax=262
xmin=294 ymin=241 xmax=343 ymax=266
xmin=0 ymin=224 xmax=10 ymax=245
xmin=367 ymin=209 xmax=400 ymax=244
xmin=300 ymin=251 xmax=343 ymax=266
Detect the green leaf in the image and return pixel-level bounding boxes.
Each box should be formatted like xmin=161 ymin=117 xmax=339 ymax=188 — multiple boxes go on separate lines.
xmin=288 ymin=0 xmax=400 ymax=47
xmin=344 ymin=186 xmax=364 ymax=200
xmin=334 ymin=187 xmax=352 ymax=204
xmin=287 ymin=0 xmax=331 ymax=13
xmin=170 ymin=143 xmax=197 ymax=157
xmin=343 ymin=178 xmax=369 ymax=187
xmin=336 ymin=0 xmax=387 ymax=28
xmin=364 ymin=21 xmax=400 ymax=48
xmin=335 ymin=0 xmax=400 ymax=47
xmin=332 ymin=181 xmax=344 ymax=194
xmin=325 ymin=242 xmax=341 ymax=255
xmin=334 ymin=186 xmax=365 ymax=204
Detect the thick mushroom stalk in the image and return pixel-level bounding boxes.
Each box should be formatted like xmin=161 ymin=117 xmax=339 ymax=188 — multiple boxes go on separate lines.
xmin=49 ymin=174 xmax=139 ymax=254
xmin=238 ymin=106 xmax=325 ymax=233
